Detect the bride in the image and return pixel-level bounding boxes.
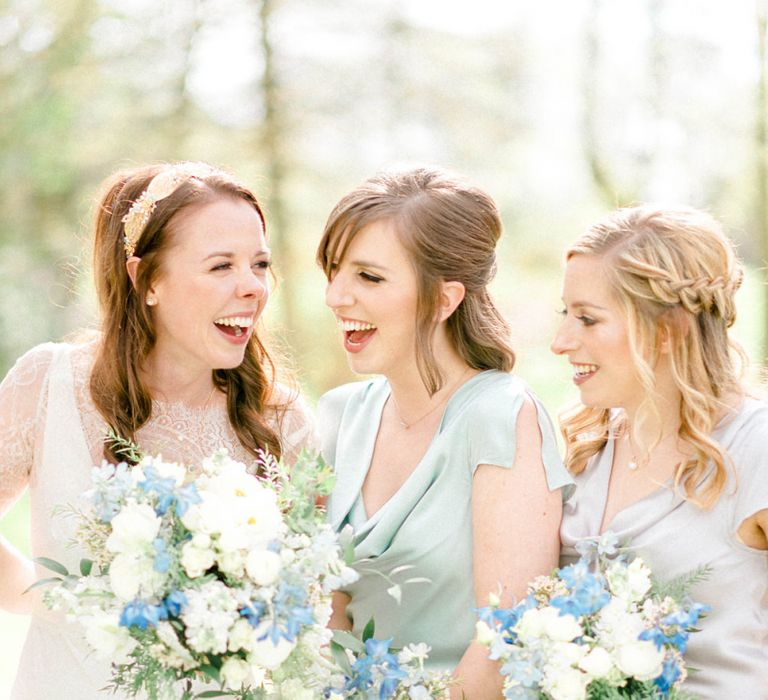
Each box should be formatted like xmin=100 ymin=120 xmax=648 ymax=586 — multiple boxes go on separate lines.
xmin=0 ymin=162 xmax=314 ymax=698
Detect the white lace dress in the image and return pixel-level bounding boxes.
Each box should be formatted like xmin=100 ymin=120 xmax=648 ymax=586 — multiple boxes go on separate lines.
xmin=0 ymin=341 xmax=316 ymax=699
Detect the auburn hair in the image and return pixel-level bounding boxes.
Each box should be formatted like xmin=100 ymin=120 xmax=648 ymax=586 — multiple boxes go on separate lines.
xmin=89 ymin=163 xmax=287 ymax=464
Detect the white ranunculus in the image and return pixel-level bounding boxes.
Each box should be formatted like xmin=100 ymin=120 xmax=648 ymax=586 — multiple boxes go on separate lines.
xmin=106 ymin=500 xmax=161 ymax=554
xmin=108 ymin=552 xmax=163 ymax=601
xmin=595 ymin=599 xmax=646 ymax=649
xmin=249 ymin=631 xmax=295 ymax=670
xmin=578 ymin=646 xmax=613 ymax=679
xmin=518 ymin=607 xmax=582 ymax=643
xmin=543 ymin=666 xmax=589 ymax=700
xmin=615 ymin=640 xmax=665 ymax=680
xmin=606 ymin=558 xmax=652 ymax=602
xmin=180 ymin=541 xmax=216 ymax=578
xmin=245 ymin=549 xmax=282 ymax=586
xmin=220 ymin=657 xmax=252 ymax=690
xmin=83 ymin=614 xmax=137 ymax=663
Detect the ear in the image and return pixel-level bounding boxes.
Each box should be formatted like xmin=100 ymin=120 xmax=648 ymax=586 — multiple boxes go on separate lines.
xmin=658 ymin=308 xmax=689 ymax=354
xmin=437 ymin=280 xmax=466 ymax=322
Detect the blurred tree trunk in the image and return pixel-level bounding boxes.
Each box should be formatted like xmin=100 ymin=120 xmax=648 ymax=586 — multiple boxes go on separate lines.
xmin=581 ymin=0 xmax=618 ymax=207
xmin=756 ymin=2 xmax=768 ymax=360
xmin=256 ymin=0 xmax=297 ymax=336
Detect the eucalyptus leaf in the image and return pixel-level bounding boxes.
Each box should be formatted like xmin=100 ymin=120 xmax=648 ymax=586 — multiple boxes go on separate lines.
xmin=33 ymin=557 xmax=69 ymax=577
xmin=22 ymin=577 xmax=62 ymax=594
xmin=330 ymin=640 xmax=353 ymax=675
xmin=362 ymin=616 xmax=375 ymax=642
xmin=331 ymin=629 xmax=365 ymax=653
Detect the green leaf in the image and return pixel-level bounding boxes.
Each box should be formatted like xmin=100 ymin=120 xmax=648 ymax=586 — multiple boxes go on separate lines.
xmin=331 ymin=629 xmax=365 ymax=653
xmin=330 ymin=640 xmax=353 ymax=675
xmin=362 ymin=616 xmax=375 ymax=642
xmin=195 ymin=692 xmax=234 ymax=698
xmin=22 ymin=577 xmax=62 ymax=594
xmin=198 ymin=664 xmax=220 ymax=683
xmin=79 ymin=559 xmax=93 ymax=576
xmin=33 ymin=557 xmax=69 ymax=577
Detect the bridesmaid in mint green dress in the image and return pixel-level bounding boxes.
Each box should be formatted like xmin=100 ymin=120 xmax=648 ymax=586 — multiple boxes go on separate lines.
xmin=316 ymin=167 xmax=573 ymax=698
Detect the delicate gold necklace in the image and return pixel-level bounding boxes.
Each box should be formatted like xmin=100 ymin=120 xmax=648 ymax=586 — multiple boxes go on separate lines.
xmin=389 ymin=367 xmax=472 ymax=430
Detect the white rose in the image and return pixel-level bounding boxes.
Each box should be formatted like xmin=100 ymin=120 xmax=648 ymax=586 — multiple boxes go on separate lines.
xmin=615 ymin=640 xmax=664 ymax=681
xmin=542 ymin=608 xmax=583 ymax=642
xmin=220 ymin=657 xmax=252 ymax=690
xmin=109 ymin=552 xmax=164 ymax=601
xmin=607 ymin=559 xmax=652 ymax=602
xmin=245 ymin=549 xmax=282 ymax=586
xmin=180 ymin=541 xmax=216 ymax=578
xmin=106 ymin=501 xmax=160 ymax=554
xmin=544 ymin=667 xmax=589 ymax=700
xmin=249 ymin=633 xmax=295 ymax=670
xmin=84 ymin=614 xmax=137 ymax=663
xmin=578 ymin=646 xmax=613 ymax=679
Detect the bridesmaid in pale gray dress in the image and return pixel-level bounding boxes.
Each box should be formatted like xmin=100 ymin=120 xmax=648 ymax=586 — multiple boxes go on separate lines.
xmin=552 ymin=205 xmax=768 ymax=698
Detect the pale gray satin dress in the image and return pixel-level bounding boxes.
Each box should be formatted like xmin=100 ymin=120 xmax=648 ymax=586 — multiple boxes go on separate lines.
xmin=560 ymin=398 xmax=768 ymax=699
xmin=318 ymin=370 xmax=573 ymax=670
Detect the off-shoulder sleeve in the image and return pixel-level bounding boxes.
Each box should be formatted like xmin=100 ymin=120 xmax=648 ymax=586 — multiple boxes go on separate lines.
xmin=0 ymin=343 xmax=56 ymax=516
xmin=729 ymin=401 xmax=768 ymax=528
xmin=467 ymin=379 xmax=573 ymax=491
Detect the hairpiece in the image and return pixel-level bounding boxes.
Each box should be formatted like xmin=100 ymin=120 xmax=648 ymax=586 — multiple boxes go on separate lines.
xmin=122 ymin=163 xmax=213 ymax=258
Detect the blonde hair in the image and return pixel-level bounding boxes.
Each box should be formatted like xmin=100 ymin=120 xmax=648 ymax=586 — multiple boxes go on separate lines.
xmin=316 ymin=166 xmax=515 ymax=394
xmin=560 ymin=204 xmax=746 ymax=508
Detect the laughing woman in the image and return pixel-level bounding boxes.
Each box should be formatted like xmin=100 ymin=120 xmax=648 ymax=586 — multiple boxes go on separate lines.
xmin=0 ymin=162 xmax=314 ymax=699
xmin=552 ymin=205 xmax=768 ymax=698
xmin=316 ymin=167 xmax=573 ymax=698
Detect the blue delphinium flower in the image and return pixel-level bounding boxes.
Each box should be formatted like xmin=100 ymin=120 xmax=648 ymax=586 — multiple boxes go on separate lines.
xmin=653 ymin=655 xmax=682 ymax=693
xmin=119 ymin=600 xmax=163 ymax=630
xmin=260 ymin=583 xmax=315 ymax=644
xmin=240 ymin=600 xmax=267 ymax=627
xmin=89 ymin=462 xmax=134 ymax=523
xmin=345 ymin=638 xmax=408 ymax=699
xmin=551 ymin=569 xmax=610 ymax=617
xmin=139 ymin=465 xmax=201 ymax=517
xmin=164 ymin=590 xmax=187 ymax=617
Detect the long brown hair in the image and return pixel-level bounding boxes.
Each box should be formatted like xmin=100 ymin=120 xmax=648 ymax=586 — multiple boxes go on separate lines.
xmin=560 ymin=205 xmax=746 ymax=508
xmin=316 ymin=166 xmax=515 ymax=394
xmin=90 ymin=162 xmax=286 ymax=463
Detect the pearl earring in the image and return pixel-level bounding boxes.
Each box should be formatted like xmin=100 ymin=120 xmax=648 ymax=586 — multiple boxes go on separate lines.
xmin=146 ymin=296 xmax=157 ymax=306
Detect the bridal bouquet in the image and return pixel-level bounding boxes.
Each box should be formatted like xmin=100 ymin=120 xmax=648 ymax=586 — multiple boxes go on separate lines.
xmin=39 ymin=449 xmax=358 ymax=700
xmin=476 ymin=535 xmax=709 ymax=700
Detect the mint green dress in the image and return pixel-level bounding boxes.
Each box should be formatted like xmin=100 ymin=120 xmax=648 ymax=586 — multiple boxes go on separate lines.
xmin=318 ymin=370 xmax=573 ymax=669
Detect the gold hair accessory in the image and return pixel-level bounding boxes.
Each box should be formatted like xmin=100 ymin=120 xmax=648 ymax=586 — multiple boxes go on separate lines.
xmin=122 ymin=163 xmax=213 ymax=258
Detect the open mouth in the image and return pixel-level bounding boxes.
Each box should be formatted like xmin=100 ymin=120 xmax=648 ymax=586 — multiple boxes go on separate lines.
xmin=214 ymin=315 xmax=253 ymax=339
xmin=573 ymin=362 xmax=598 ymax=384
xmin=338 ymin=319 xmax=377 ymax=352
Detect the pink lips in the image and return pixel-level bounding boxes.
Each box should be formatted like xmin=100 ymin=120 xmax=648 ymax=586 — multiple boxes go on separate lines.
xmin=343 ymin=328 xmax=376 ymax=354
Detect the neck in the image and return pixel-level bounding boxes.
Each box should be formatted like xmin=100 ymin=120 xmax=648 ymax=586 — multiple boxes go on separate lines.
xmin=141 ymin=351 xmax=216 ymax=407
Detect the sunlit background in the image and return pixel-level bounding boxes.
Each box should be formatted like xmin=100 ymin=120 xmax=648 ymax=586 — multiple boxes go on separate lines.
xmin=1 ymin=0 xmax=767 ymax=694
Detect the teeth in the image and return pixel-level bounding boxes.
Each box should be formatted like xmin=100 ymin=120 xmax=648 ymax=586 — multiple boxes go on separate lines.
xmin=337 ymin=319 xmax=377 ymax=332
xmin=214 ymin=316 xmax=253 ymax=327
xmin=573 ymin=363 xmax=598 ymax=376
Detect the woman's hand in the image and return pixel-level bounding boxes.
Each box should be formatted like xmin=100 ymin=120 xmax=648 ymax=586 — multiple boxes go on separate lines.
xmin=328 ymin=590 xmax=353 ymax=631
xmin=452 ymin=399 xmax=563 ymax=698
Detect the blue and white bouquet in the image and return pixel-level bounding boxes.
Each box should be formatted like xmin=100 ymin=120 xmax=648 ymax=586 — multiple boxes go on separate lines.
xmin=39 ymin=449 xmax=358 ymax=700
xmin=476 ymin=535 xmax=709 ymax=700
xmin=327 ymin=622 xmax=453 ymax=699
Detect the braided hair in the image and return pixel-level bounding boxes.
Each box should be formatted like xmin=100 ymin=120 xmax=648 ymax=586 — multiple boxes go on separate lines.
xmin=559 ymin=205 xmax=747 ymax=508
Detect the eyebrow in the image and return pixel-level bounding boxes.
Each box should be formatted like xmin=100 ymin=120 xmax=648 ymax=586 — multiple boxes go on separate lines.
xmin=203 ymin=249 xmax=271 ymax=260
xmin=568 ymin=300 xmax=609 ymax=311
xmin=346 ymin=258 xmax=392 ymax=272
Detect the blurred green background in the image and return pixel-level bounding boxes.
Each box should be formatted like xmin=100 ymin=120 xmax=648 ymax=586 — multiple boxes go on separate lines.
xmin=1 ymin=0 xmax=767 ymax=695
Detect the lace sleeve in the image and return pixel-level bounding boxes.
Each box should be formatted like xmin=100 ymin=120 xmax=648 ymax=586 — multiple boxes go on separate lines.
xmin=273 ymin=388 xmax=318 ymax=466
xmin=0 ymin=343 xmax=55 ymax=516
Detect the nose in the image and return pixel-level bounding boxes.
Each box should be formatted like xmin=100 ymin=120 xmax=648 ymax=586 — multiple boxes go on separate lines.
xmin=324 ymin=271 xmax=353 ymax=310
xmin=237 ymin=267 xmax=268 ymax=299
xmin=550 ymin=317 xmax=576 ymax=356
